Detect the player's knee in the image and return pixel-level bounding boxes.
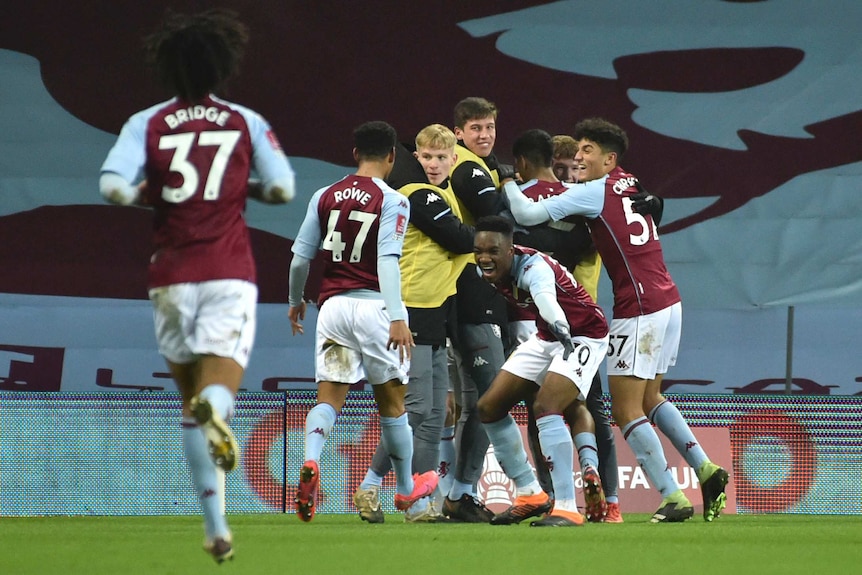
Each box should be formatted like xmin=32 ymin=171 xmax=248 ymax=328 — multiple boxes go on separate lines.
xmin=476 ymin=395 xmax=502 ymax=423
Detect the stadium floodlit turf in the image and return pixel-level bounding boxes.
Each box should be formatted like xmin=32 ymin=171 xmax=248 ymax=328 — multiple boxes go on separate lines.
xmin=1 ymin=513 xmax=859 ymax=574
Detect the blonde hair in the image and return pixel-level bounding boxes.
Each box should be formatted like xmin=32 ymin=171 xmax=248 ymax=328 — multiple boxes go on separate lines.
xmin=552 ymin=134 xmax=578 ymax=158
xmin=415 ymin=123 xmax=457 ymax=151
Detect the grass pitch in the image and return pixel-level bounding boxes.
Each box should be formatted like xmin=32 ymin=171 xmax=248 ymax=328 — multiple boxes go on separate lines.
xmin=1 ymin=513 xmax=859 ymax=575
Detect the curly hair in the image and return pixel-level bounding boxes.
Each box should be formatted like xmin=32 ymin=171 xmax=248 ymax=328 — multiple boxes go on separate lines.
xmin=144 ymin=8 xmax=249 ymax=102
xmin=572 ymin=118 xmax=629 ymax=159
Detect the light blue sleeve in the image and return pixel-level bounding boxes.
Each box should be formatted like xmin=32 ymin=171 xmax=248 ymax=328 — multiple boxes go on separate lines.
xmin=288 ymin=254 xmax=311 ymax=306
xmin=291 ymin=188 xmax=326 ymax=260
xmin=505 ymin=178 xmax=606 ymax=224
xmin=541 ymin=178 xmax=606 ymax=221
xmin=236 ymin=105 xmax=296 ymax=202
xmin=378 ymin=254 xmax=407 ymax=322
xmin=99 ymin=109 xmax=153 ymax=182
xmin=504 ymin=180 xmax=552 ymax=226
xmin=377 ymin=183 xmax=410 ymax=257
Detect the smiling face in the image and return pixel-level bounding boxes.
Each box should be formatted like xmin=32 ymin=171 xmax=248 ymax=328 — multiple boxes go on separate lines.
xmin=552 ymin=155 xmax=578 ymax=183
xmin=574 ymin=138 xmax=617 ymax=182
xmin=415 ymin=145 xmax=457 ymax=186
xmin=474 ymin=229 xmax=514 ymax=284
xmin=454 ymin=115 xmax=496 ymax=158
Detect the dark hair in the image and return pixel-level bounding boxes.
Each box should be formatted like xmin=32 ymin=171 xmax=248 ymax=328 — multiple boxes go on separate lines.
xmin=453 ymin=97 xmax=498 ymax=129
xmin=354 ymin=121 xmax=397 ymax=160
xmin=475 ymin=215 xmax=514 ymax=237
xmin=572 ymin=118 xmax=629 ymax=158
xmin=512 ymin=129 xmax=554 ymax=168
xmin=145 ymin=8 xmax=248 ymax=102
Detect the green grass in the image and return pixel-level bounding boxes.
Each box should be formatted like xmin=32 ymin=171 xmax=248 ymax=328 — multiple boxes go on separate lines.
xmin=1 ymin=513 xmax=860 ymax=575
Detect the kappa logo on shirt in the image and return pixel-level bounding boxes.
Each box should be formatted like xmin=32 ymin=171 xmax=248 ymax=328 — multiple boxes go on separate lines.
xmin=426 ymin=192 xmax=441 ymax=204
xmin=615 ymin=360 xmax=629 ymax=370
xmin=471 ymin=168 xmax=486 ymax=178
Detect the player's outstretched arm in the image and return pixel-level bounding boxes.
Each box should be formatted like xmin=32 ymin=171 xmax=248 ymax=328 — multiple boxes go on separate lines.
xmin=503 ymin=180 xmax=552 ymax=226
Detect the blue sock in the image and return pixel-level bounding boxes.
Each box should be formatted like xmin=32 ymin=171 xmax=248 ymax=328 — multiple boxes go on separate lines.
xmin=483 ymin=415 xmax=536 ymax=490
xmin=380 ymin=413 xmax=415 ymax=496
xmin=304 ymin=403 xmax=338 ymax=462
xmin=537 ymin=415 xmax=576 ymax=507
xmin=622 ymin=417 xmax=678 ymax=498
xmin=573 ymin=431 xmax=600 ymax=472
xmin=649 ymin=400 xmax=709 ymax=471
xmin=182 ymin=417 xmax=229 ymax=539
xmin=448 ymin=480 xmax=474 ymax=500
xmin=199 ymin=383 xmax=234 ymax=421
xmin=360 ymin=468 xmax=385 ymax=490
xmin=437 ymin=425 xmax=456 ymax=498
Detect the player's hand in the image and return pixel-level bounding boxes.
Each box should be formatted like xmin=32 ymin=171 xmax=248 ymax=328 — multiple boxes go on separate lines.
xmin=387 ymin=320 xmax=415 ymax=364
xmin=496 ymin=163 xmax=516 ymax=183
xmin=549 ymin=320 xmax=576 ymax=360
xmin=630 ymin=181 xmax=664 ymax=218
xmin=135 ymin=180 xmax=151 ymax=207
xmin=288 ymin=302 xmax=307 ymax=336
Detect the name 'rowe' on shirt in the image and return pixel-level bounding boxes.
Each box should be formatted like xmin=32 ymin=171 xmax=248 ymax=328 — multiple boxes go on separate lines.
xmin=333 ymin=186 xmax=372 ymax=205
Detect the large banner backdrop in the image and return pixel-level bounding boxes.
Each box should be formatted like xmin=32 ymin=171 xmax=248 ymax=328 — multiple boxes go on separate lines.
xmin=1 ymin=1 xmax=861 ymax=394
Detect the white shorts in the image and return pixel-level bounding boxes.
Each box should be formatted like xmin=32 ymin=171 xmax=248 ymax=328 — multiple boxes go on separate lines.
xmin=149 ymin=280 xmax=257 ymax=368
xmin=501 ymin=333 xmax=608 ymax=401
xmin=315 ymin=295 xmax=409 ymax=385
xmin=606 ymin=302 xmax=681 ymax=379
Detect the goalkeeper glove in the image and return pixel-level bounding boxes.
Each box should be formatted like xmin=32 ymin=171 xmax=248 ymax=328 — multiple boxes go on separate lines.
xmin=548 ymin=320 xmax=575 ymax=360
xmin=496 ymin=163 xmax=516 ymax=182
xmin=630 ymin=180 xmax=664 ymax=224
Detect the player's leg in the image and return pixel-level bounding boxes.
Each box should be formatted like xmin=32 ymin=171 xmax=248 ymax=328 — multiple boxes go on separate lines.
xmin=508 ymin=321 xmax=553 ymax=496
xmin=408 ymin=343 xmax=450 ymax=521
xmin=355 ymin=345 xmax=437 ymax=523
xmin=403 ymin=344 xmax=448 ymax=521
xmin=151 ymin=281 xmax=253 ymax=562
xmin=444 ymin=322 xmax=504 ymax=521
xmin=296 ymin=296 xmax=361 ymax=521
xmin=641 ymin=303 xmax=729 ymax=521
xmin=295 ymin=380 xmax=350 ymax=522
xmin=359 ymin=301 xmax=437 ymax=514
xmin=373 ymin=379 xmax=439 ymax=511
xmin=585 ymin=371 xmax=622 ymax=522
xmin=480 ymin=338 xmax=553 ymax=525
xmin=436 ymin=343 xmax=459 ymax=505
xmin=531 ymin=374 xmax=584 ymax=525
xmin=406 ymin=344 xmax=446 ymax=475
xmin=641 ymin=304 xmax=708 ymax=470
xmin=611 ymin=374 xmax=692 ymax=522
xmin=172 ymin=279 xmax=255 ymax=472
xmin=525 ymin=395 xmax=555 ymax=497
xmin=607 ymin=314 xmax=693 ymax=522
xmin=172 ymin=359 xmax=233 ymax=562
xmin=534 ymin=335 xmax=607 ymax=525
xmin=479 ymin=375 xmax=550 ymax=525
